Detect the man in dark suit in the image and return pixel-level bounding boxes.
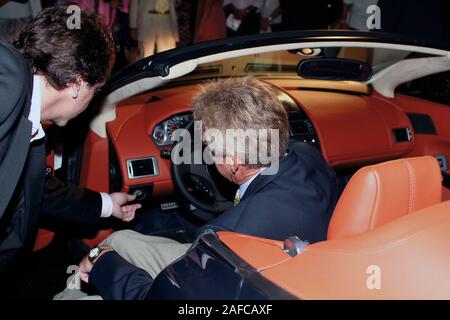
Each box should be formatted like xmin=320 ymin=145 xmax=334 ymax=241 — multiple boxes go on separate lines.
xmin=0 ymin=6 xmax=141 ymax=278
xmin=73 ymin=77 xmax=337 ymax=300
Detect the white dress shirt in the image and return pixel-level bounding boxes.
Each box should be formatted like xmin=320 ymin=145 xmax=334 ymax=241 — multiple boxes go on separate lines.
xmin=238 ymin=168 xmax=265 ymax=199
xmin=30 ymin=76 xmax=45 ymax=142
xmin=29 ymin=76 xmax=113 ymax=218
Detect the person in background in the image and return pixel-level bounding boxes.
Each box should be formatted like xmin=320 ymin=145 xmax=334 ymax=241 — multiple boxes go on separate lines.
xmin=175 ymin=0 xmax=197 ymax=47
xmin=112 ymin=0 xmax=140 ymax=68
xmin=66 ymin=0 xmax=119 ymax=31
xmin=0 ymin=0 xmax=42 ymax=42
xmin=334 ymin=0 xmax=378 ymax=31
xmin=223 ymin=0 xmax=263 ymax=36
xmin=194 ymin=0 xmax=226 ymax=43
xmin=259 ymin=0 xmax=281 ymax=33
xmin=129 ymin=0 xmax=179 ymax=58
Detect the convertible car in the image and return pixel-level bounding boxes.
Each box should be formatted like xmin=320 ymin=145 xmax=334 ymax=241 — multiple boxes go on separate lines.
xmin=31 ymin=31 xmax=450 ymax=300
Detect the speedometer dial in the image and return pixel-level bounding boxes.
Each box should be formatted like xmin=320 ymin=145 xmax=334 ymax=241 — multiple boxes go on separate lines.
xmin=166 ymin=116 xmax=188 ymax=139
xmin=152 ymin=113 xmax=193 ymax=147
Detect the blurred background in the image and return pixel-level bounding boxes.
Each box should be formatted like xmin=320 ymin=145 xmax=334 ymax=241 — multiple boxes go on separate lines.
xmin=1 ymin=0 xmax=449 ymax=75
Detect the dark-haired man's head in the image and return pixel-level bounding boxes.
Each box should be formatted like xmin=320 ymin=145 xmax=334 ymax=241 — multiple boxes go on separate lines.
xmin=14 ymin=5 xmax=115 ymax=126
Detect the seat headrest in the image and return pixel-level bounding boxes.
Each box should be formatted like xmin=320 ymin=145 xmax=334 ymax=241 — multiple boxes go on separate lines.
xmin=328 ymin=156 xmax=442 ymax=240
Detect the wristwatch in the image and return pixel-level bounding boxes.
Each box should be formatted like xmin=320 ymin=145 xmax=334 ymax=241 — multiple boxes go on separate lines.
xmin=88 ymin=245 xmax=113 ymax=264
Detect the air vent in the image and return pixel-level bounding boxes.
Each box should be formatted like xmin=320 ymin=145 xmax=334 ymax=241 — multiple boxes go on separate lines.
xmin=127 ymin=158 xmax=158 ymax=179
xmin=407 ymin=113 xmax=437 ymax=135
xmin=393 ymin=128 xmax=412 ymax=143
xmin=288 ymin=111 xmax=319 ymax=147
xmin=191 ymin=65 xmax=222 ymax=75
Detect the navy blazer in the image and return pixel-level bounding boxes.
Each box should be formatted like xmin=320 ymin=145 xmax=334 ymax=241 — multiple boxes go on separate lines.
xmin=90 ymin=142 xmax=338 ymax=299
xmin=197 ymin=142 xmax=338 ymax=243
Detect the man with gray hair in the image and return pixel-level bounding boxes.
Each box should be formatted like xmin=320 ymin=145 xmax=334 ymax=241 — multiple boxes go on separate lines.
xmin=193 ymin=76 xmax=290 ymax=177
xmin=65 ymin=77 xmax=337 ymax=300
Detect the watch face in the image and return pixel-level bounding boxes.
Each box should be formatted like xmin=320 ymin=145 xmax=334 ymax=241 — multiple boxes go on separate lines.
xmin=89 ymin=247 xmax=100 ymax=258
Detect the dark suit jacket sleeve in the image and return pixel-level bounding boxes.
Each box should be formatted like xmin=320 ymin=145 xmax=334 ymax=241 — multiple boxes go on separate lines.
xmin=40 ymin=175 xmax=102 ymax=224
xmin=90 ymin=251 xmax=153 ymax=300
xmin=198 ymin=186 xmax=329 ymax=243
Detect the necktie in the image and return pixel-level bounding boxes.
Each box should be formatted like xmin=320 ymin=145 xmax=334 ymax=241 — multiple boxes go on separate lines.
xmin=31 ymin=128 xmax=39 ymax=139
xmin=233 ymin=189 xmax=240 ymax=206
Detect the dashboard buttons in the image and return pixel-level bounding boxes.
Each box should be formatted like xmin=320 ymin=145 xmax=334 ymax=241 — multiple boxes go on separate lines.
xmin=160 ymin=149 xmax=172 ymax=159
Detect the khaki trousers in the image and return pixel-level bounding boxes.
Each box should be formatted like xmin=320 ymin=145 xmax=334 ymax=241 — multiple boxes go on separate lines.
xmin=101 ymin=230 xmax=192 ymax=279
xmin=54 ymin=230 xmax=192 ymax=300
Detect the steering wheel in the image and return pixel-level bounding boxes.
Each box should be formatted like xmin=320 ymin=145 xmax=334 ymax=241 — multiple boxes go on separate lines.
xmin=171 ymin=122 xmax=235 ymax=218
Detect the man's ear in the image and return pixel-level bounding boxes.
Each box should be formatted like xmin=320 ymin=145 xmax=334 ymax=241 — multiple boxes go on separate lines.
xmin=230 ymin=155 xmax=241 ymax=174
xmin=68 ymin=78 xmax=83 ymax=99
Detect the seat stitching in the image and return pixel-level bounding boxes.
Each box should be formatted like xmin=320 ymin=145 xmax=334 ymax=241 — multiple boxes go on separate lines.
xmin=368 ymin=169 xmax=380 ymax=231
xmin=405 ymin=160 xmax=416 ymax=213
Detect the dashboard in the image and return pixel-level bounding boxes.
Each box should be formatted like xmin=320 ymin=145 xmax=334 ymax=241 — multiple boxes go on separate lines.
xmin=149 ymin=87 xmax=320 ymax=150
xmin=90 ymin=80 xmax=415 ymax=200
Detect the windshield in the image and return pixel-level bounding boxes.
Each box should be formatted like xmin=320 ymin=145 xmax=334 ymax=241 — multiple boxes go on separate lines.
xmin=175 ymin=47 xmax=439 ymax=83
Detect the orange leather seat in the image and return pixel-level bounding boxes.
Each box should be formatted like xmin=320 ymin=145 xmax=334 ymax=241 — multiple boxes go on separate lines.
xmin=220 ymin=201 xmax=450 ymax=299
xmin=262 ymin=200 xmax=450 ymax=299
xmin=218 ymin=157 xmax=448 ymax=299
xmin=328 ymin=156 xmax=442 ymax=240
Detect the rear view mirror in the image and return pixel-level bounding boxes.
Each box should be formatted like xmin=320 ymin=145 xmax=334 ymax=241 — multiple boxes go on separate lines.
xmin=298 ymin=58 xmax=373 ymax=81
